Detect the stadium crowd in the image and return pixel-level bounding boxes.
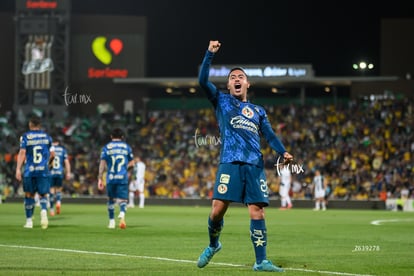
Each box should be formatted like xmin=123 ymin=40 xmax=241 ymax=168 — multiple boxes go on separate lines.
xmin=0 ymin=97 xmax=413 ymax=202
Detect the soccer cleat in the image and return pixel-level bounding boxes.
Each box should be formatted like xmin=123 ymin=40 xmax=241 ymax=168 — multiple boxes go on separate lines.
xmin=50 ymin=210 xmax=55 ymax=216
xmin=108 ymin=219 xmax=115 ymax=229
xmin=118 ymin=212 xmax=125 ymax=219
xmin=40 ymin=210 xmax=48 ymax=229
xmin=197 ymin=242 xmax=222 ymax=268
xmin=119 ymin=218 xmax=126 ymax=229
xmin=127 ymin=204 xmax=135 ymax=208
xmin=56 ymin=202 xmax=61 ymax=215
xmin=253 ymin=260 xmax=284 ymax=272
xmin=24 ymin=220 xmax=33 ymax=229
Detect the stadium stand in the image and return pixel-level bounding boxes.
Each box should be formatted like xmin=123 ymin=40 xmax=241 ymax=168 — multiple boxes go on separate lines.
xmin=1 ymin=98 xmax=413 ymax=207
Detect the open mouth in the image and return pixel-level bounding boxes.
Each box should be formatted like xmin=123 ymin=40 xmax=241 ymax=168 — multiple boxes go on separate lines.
xmin=234 ymin=84 xmax=241 ymax=92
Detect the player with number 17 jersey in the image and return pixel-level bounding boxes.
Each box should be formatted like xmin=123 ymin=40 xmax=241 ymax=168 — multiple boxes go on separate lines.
xmin=100 ymin=141 xmax=133 ymax=185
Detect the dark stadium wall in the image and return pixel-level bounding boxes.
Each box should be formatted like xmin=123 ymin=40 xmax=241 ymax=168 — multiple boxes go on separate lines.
xmin=381 ymin=18 xmax=414 ymax=79
xmin=351 ymin=80 xmax=414 ymax=100
xmin=0 ymin=13 xmax=15 ymax=114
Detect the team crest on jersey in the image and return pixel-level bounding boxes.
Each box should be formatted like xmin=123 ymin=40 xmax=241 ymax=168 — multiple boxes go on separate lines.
xmin=217 ymin=184 xmax=228 ymax=194
xmin=242 ymin=106 xmax=254 ymax=119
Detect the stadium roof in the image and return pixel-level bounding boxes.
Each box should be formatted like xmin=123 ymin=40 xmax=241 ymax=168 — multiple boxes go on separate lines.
xmin=113 ymin=76 xmax=400 ymax=88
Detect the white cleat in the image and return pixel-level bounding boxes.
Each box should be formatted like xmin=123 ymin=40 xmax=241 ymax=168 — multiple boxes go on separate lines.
xmin=108 ymin=219 xmax=115 ymax=229
xmin=24 ymin=220 xmax=33 ymax=229
xmin=40 ymin=210 xmax=48 ymax=229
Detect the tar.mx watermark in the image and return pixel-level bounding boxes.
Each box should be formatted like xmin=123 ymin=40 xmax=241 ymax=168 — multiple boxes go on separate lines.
xmin=275 ymin=156 xmax=305 ymax=176
xmin=63 ymin=86 xmax=92 ymax=106
xmin=193 ymin=128 xmax=221 ymax=148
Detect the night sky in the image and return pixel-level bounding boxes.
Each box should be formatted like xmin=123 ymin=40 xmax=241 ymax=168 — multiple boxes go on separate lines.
xmin=1 ymin=0 xmax=413 ymax=77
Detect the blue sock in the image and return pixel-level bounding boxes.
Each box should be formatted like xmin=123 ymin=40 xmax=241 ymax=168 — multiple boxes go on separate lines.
xmin=250 ymin=219 xmax=267 ymax=264
xmin=24 ymin=197 xmax=35 ymax=218
xmin=56 ymin=191 xmax=62 ymax=202
xmin=39 ymin=196 xmax=48 ymax=211
xmin=119 ymin=201 xmax=127 ymax=213
xmin=208 ymin=217 xmax=223 ymax=248
xmin=49 ymin=193 xmax=55 ymax=209
xmin=108 ymin=199 xmax=115 ymax=219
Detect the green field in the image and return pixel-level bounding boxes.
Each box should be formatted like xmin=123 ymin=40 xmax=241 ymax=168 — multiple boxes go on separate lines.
xmin=0 ymin=203 xmax=413 ymax=275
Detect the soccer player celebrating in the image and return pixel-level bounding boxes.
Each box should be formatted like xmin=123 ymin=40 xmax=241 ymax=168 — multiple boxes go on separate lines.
xmin=196 ymin=40 xmax=293 ymax=272
xmin=49 ymin=138 xmax=71 ymax=216
xmin=15 ymin=116 xmax=54 ymax=229
xmin=98 ymin=128 xmax=134 ymax=229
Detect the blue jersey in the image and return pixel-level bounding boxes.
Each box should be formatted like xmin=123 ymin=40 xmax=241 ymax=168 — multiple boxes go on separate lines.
xmin=50 ymin=144 xmax=68 ymax=179
xmin=100 ymin=141 xmax=133 ymax=185
xmin=19 ymin=130 xmax=53 ymax=177
xmin=199 ymin=50 xmax=286 ymax=167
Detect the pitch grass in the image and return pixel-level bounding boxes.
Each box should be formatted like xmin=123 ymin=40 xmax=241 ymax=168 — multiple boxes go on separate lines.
xmin=0 ymin=203 xmax=413 ymax=275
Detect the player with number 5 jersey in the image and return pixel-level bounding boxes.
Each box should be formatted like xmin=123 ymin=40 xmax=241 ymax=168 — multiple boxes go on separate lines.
xmin=98 ymin=128 xmax=134 ymax=229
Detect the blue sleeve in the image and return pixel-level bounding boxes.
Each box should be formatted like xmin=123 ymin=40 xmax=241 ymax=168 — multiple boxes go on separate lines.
xmin=198 ymin=50 xmax=220 ymax=106
xmin=19 ymin=135 xmax=26 ymax=149
xmin=260 ymin=110 xmax=287 ymax=155
xmin=128 ymin=145 xmax=133 ymax=162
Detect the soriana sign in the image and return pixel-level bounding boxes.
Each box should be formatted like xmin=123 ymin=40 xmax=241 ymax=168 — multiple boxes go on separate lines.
xmin=88 ymin=36 xmax=128 ymax=78
xmin=71 ymin=34 xmax=145 ymax=81
xmin=16 ymin=0 xmax=71 ymax=11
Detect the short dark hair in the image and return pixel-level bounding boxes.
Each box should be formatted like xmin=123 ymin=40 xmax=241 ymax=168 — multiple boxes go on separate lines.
xmin=111 ymin=128 xmax=124 ymax=139
xmin=29 ymin=116 xmax=41 ymax=127
xmin=227 ymin=67 xmax=248 ymax=79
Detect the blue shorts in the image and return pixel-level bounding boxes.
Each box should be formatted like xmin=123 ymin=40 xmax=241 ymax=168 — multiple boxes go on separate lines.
xmin=23 ymin=177 xmax=50 ymax=195
xmin=213 ymin=162 xmax=270 ymax=206
xmin=106 ymin=183 xmax=128 ymax=200
xmin=50 ymin=177 xmax=63 ymax=188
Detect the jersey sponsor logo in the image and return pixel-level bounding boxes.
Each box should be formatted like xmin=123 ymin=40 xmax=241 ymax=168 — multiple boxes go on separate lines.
xmin=29 ymin=165 xmax=45 ymax=172
xmin=107 ymin=142 xmax=128 ymax=149
xmin=217 ymin=184 xmax=228 ymax=194
xmin=109 ymin=174 xmax=125 ymax=180
xmin=230 ymin=115 xmax=258 ymax=134
xmin=26 ymin=133 xmax=48 ymax=139
xmin=241 ymin=106 xmax=254 ymax=119
xmin=219 ymin=174 xmax=230 ymax=184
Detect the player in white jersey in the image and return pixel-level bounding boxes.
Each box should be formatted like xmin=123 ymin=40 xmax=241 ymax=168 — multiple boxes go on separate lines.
xmin=128 ymin=156 xmax=146 ymax=208
xmin=312 ymin=169 xmax=327 ymax=210
xmin=278 ymin=165 xmax=292 ymax=209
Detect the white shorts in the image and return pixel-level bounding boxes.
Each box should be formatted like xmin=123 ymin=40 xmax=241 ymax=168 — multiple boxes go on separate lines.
xmin=129 ymin=180 xmax=144 ymax=192
xmin=279 ymin=183 xmax=290 ymax=197
xmin=315 ymin=190 xmax=325 ymax=199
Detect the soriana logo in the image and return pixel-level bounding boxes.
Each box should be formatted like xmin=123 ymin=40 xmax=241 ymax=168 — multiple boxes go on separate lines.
xmin=88 ymin=36 xmax=128 ymax=79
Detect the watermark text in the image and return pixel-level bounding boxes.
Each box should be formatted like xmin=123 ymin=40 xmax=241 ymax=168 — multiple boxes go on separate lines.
xmin=193 ymin=128 xmax=221 ymax=148
xmin=63 ymin=86 xmax=92 ymax=106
